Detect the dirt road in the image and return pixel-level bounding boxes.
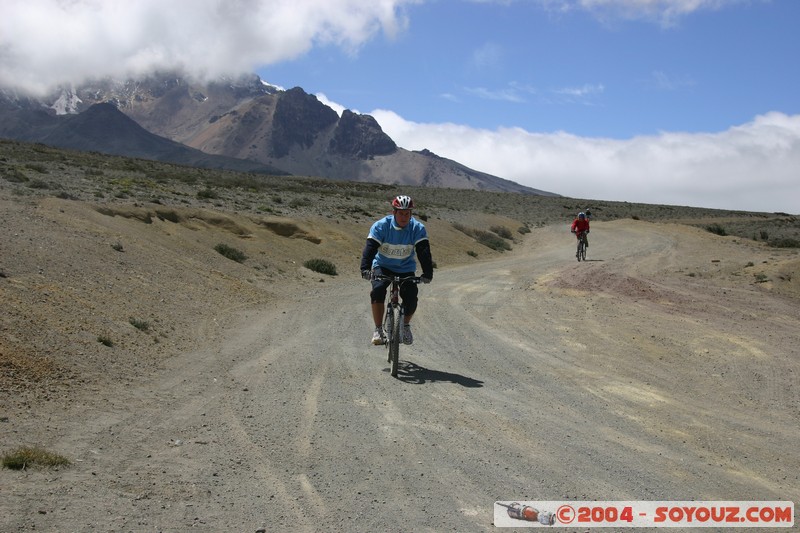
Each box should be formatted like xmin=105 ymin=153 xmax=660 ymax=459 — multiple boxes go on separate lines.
xmin=2 ymin=220 xmax=798 ymax=531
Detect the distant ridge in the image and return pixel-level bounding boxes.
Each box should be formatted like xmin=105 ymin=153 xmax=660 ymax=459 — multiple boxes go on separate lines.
xmin=0 ymin=101 xmax=285 ymax=174
xmin=0 ymin=74 xmax=558 ymax=195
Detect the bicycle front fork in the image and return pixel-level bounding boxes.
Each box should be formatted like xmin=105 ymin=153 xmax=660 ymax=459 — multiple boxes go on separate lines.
xmin=384 ymin=303 xmax=404 ymax=340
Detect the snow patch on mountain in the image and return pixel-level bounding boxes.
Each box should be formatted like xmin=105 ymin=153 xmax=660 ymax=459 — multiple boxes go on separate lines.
xmin=261 ymin=79 xmax=284 ymax=92
xmin=51 ymin=87 xmax=82 ymax=115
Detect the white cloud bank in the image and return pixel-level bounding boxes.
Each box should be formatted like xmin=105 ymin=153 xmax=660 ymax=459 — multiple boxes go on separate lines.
xmin=0 ymin=0 xmax=416 ymax=95
xmin=372 ymin=109 xmax=800 ymax=213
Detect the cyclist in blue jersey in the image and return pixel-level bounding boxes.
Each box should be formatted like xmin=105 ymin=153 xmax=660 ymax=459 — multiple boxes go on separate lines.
xmin=360 ymin=195 xmax=434 ymax=346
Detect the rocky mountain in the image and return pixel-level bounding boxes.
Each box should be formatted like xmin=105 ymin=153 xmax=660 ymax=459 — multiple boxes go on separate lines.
xmin=0 ymin=99 xmax=285 ymax=174
xmin=0 ymin=73 xmax=556 ymax=195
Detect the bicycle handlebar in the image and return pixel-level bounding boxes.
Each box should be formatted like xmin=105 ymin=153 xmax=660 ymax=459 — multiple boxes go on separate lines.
xmin=370 ymin=274 xmax=422 ymax=283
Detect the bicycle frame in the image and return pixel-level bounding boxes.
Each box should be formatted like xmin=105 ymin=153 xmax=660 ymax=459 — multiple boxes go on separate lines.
xmin=576 ymin=231 xmax=588 ymax=262
xmin=372 ymin=274 xmax=421 ymax=377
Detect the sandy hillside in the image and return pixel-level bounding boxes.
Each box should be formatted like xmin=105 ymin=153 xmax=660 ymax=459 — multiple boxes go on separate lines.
xmin=1 ymin=161 xmax=799 ymax=531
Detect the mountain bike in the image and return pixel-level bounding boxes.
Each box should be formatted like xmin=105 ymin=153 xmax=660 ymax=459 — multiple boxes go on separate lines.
xmin=575 ymin=230 xmax=588 ymax=262
xmin=372 ymin=274 xmax=422 ymax=378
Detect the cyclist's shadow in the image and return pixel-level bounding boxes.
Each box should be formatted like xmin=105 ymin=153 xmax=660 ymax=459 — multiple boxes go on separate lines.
xmin=391 ymin=361 xmax=484 ymax=387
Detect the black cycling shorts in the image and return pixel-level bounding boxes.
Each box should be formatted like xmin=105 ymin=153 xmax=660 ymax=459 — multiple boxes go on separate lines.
xmin=369 ymin=267 xmax=419 ymax=316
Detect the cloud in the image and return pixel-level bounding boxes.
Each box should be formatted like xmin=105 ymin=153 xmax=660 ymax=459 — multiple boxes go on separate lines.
xmin=439 ymin=92 xmax=461 ymax=103
xmin=372 ymin=108 xmax=800 ymax=213
xmin=554 ymin=84 xmax=604 ymax=98
xmin=528 ymin=0 xmax=751 ymax=27
xmin=461 ymin=81 xmax=538 ymax=103
xmin=463 ymin=86 xmax=527 ymax=103
xmin=471 ymin=42 xmax=505 ymax=70
xmin=648 ymin=70 xmax=695 ymax=91
xmin=315 ymin=92 xmax=347 ymax=116
xmin=552 ymin=83 xmax=605 ymax=105
xmin=0 ymin=0 xmax=418 ymax=95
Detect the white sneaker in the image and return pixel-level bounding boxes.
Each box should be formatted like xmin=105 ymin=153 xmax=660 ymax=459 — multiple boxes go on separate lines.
xmin=402 ymin=324 xmax=413 ymax=345
xmin=371 ymin=327 xmax=386 ymax=345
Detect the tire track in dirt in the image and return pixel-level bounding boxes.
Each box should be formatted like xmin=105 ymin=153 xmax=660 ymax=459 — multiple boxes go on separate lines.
xmin=4 ymin=219 xmax=798 ymax=531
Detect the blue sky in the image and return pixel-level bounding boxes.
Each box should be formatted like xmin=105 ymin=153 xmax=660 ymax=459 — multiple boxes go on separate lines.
xmin=2 ymin=0 xmax=798 ymax=213
xmin=262 ymin=0 xmax=799 ymax=139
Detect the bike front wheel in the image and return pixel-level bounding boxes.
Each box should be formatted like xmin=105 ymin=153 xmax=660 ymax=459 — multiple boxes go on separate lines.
xmin=384 ymin=305 xmax=394 ymax=363
xmin=388 ymin=306 xmax=401 ymax=377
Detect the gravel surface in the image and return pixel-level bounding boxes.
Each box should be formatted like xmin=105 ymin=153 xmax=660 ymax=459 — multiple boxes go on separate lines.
xmin=1 ymin=192 xmax=798 ymax=532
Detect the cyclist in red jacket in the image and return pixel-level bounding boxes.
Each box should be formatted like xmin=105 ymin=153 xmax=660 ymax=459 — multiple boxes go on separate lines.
xmin=570 ymin=212 xmax=590 ymax=247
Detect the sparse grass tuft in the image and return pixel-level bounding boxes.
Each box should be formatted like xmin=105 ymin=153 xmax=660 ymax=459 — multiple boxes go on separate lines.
xmin=98 ymin=335 xmax=114 ymax=347
xmin=25 ymin=163 xmax=48 ymax=173
xmin=289 ymin=197 xmax=311 ymax=209
xmin=706 ymin=223 xmax=727 ymax=236
xmin=768 ymin=238 xmax=800 ymax=248
xmin=490 ymin=225 xmax=513 ymax=239
xmin=197 ymin=188 xmax=219 ymax=200
xmin=215 ymin=243 xmax=248 ymax=263
xmin=478 ymin=231 xmax=511 ymax=251
xmin=3 ymin=168 xmax=29 ymax=183
xmin=129 ymin=318 xmax=150 ymax=332
xmin=27 ymin=179 xmax=51 ymax=189
xmin=2 ymin=446 xmax=71 ymax=470
xmin=453 ymin=223 xmax=512 ymax=252
xmin=304 ymin=258 xmax=338 ymax=276
xmin=156 ymin=210 xmax=180 ymax=223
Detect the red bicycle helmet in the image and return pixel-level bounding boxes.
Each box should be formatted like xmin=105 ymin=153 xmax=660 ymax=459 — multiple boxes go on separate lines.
xmin=392 ymin=195 xmax=414 ymax=210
